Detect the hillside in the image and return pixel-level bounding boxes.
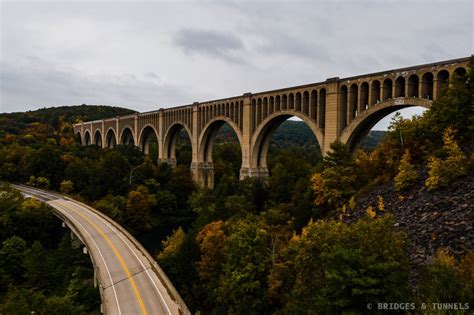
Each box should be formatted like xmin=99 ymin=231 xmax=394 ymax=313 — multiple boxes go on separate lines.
xmin=0 ymin=105 xmax=137 ymax=136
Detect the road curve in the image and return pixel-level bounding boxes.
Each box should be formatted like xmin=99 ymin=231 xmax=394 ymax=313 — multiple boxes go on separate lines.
xmin=12 ymin=184 xmax=190 ymax=315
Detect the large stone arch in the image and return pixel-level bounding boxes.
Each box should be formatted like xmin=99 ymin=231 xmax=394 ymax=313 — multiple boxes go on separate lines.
xmin=163 ymin=121 xmax=193 ymax=165
xmin=93 ymin=129 xmax=102 ymax=147
xmin=75 ymin=131 xmax=82 ymax=144
xmin=105 ymin=128 xmax=117 ymax=148
xmin=250 ymin=110 xmax=324 ymax=171
xmin=339 ymin=97 xmax=432 ymax=152
xmin=84 ymin=130 xmax=91 ymax=146
xmin=198 ymin=116 xmax=243 ymax=163
xmin=119 ymin=126 xmax=135 ymax=145
xmin=196 ymin=117 xmax=243 ymax=188
xmin=138 ymin=124 xmax=160 ymax=156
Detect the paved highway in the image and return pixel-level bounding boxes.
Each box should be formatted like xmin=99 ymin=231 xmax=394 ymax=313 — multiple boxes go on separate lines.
xmin=12 ymin=184 xmax=189 ymax=315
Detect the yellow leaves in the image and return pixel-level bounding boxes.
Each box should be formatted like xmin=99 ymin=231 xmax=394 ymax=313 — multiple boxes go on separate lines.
xmin=425 ymin=128 xmax=467 ymax=191
xmin=394 ymin=149 xmax=419 ymax=191
xmin=349 ymin=196 xmax=356 ymax=210
xmin=366 ymin=205 xmax=376 ymax=219
xmin=310 ymin=173 xmax=326 ymax=206
xmin=377 ymin=195 xmax=385 ymax=211
xmin=158 ymin=227 xmax=185 ymax=260
xmin=397 ymin=194 xmax=405 ymax=201
xmin=434 ymin=248 xmax=456 ymax=268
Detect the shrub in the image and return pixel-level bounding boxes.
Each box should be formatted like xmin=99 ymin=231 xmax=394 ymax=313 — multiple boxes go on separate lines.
xmin=425 ymin=128 xmax=467 ymax=190
xmin=59 ymin=180 xmax=74 ymax=194
xmin=394 ymin=150 xmax=419 ymax=191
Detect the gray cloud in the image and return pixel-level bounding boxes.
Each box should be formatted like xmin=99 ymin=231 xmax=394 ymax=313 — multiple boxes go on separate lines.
xmin=174 ymin=29 xmax=244 ymax=63
xmin=1 ymin=0 xmax=472 ymax=129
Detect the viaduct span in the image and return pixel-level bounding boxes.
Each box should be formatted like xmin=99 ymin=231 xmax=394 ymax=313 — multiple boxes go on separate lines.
xmin=74 ymin=57 xmax=469 ymax=188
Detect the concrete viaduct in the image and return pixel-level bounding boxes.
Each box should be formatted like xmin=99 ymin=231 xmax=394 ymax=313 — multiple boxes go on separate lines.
xmin=74 ymin=57 xmax=469 ymax=188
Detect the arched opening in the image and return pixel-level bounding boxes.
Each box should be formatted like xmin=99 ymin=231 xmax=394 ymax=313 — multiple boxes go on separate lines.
xmin=339 ymin=86 xmax=348 ymax=131
xmin=120 ymin=127 xmax=135 ymax=146
xmin=253 ymin=114 xmax=323 ymax=206
xmin=349 ymin=84 xmax=358 ymax=121
xmin=164 ymin=124 xmax=192 ymax=167
xmin=282 ymin=94 xmax=288 ymax=110
xmin=370 ymin=80 xmax=381 ymax=105
xmin=199 ymin=120 xmax=242 ymax=188
xmin=395 ymin=76 xmax=406 ymax=97
xmin=275 ymin=95 xmax=281 ymax=111
xmin=454 ymin=67 xmax=467 ymax=78
xmin=319 ymin=89 xmax=326 ymax=129
xmin=139 ymin=126 xmax=159 ymax=161
xmin=310 ymin=90 xmax=317 ymax=121
xmin=436 ymin=70 xmax=449 ymax=99
xmin=345 ymin=103 xmax=429 ymax=152
xmin=295 ymin=92 xmax=302 ymax=112
xmin=105 ymin=129 xmax=117 ymax=148
xmin=84 ymin=131 xmax=91 ymax=146
xmin=93 ymin=130 xmax=102 ymax=147
xmin=383 ymin=78 xmax=393 ymax=100
xmin=289 ymin=93 xmax=295 ymax=110
xmin=302 ymin=91 xmax=309 ymax=115
xmin=407 ymin=74 xmax=419 ymax=97
xmin=360 ymin=82 xmax=369 ymax=111
xmin=75 ymin=132 xmax=82 ymax=144
xmin=421 ymin=72 xmax=434 ymax=99
xmin=257 ymin=98 xmax=262 ymax=125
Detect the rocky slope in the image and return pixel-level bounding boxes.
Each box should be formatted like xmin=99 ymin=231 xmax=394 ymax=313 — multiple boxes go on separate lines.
xmin=344 ymin=173 xmax=473 ymax=281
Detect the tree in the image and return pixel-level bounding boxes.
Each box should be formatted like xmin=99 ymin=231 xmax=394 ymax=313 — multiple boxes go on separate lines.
xmin=217 ymin=217 xmax=271 ymax=313
xmin=394 ymin=150 xmax=419 ymax=191
xmin=125 ymin=190 xmax=151 ymax=233
xmin=425 ymin=128 xmax=467 ymax=190
xmin=60 ymin=179 xmax=74 ymax=194
xmin=0 ymin=236 xmax=27 ymax=282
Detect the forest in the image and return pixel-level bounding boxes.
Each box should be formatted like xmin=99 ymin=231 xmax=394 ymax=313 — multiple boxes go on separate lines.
xmin=0 ymin=57 xmax=473 ymax=314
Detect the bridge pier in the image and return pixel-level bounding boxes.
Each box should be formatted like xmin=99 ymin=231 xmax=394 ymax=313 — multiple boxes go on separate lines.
xmin=191 ymin=161 xmax=215 ymax=188
xmin=239 ymin=167 xmax=269 ymax=181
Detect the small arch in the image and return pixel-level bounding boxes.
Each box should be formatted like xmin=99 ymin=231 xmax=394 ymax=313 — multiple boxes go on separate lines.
xmin=84 ymin=130 xmax=91 ymax=146
xmin=93 ymin=129 xmax=102 ymax=147
xmin=282 ymin=94 xmax=288 ymax=110
xmin=269 ymin=96 xmax=275 ymax=114
xmin=105 ymin=128 xmax=117 ymax=148
xmin=395 ymin=76 xmax=406 ymax=97
xmin=289 ymin=93 xmax=294 ymax=110
xmin=360 ymin=82 xmax=369 ymax=111
xmin=436 ymin=70 xmax=449 ymax=99
xmin=318 ymin=89 xmax=326 ymax=129
xmin=310 ymin=90 xmax=317 ymax=121
xmin=257 ymin=98 xmax=263 ymax=124
xmin=371 ymin=80 xmax=381 ymax=105
xmin=263 ymin=97 xmax=268 ymax=118
xmin=421 ymin=72 xmax=434 ymax=99
xmin=407 ymin=74 xmax=419 ymax=97
xmin=383 ymin=78 xmax=393 ymax=100
xmin=349 ymin=84 xmax=358 ymax=121
xmin=303 ymin=91 xmax=309 ymax=115
xmin=339 ymin=85 xmax=348 ymax=131
xmin=120 ymin=127 xmax=135 ymax=146
xmin=295 ymin=92 xmax=302 ymax=112
xmin=275 ymin=95 xmax=281 ymax=111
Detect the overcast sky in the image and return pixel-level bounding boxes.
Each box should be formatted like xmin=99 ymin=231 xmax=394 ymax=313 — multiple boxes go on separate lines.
xmin=1 ymin=0 xmax=472 ymax=129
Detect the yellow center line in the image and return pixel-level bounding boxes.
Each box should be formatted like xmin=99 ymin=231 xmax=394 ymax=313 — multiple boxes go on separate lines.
xmin=59 ymin=201 xmax=148 ymax=315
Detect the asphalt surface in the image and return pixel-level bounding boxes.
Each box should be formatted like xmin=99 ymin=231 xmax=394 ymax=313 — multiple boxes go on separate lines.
xmin=13 ymin=184 xmax=189 ymax=315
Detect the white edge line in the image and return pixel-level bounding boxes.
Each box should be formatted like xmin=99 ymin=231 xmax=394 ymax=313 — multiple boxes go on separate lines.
xmin=65 ymin=200 xmax=173 ymax=315
xmin=50 ymin=200 xmax=122 ymax=315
